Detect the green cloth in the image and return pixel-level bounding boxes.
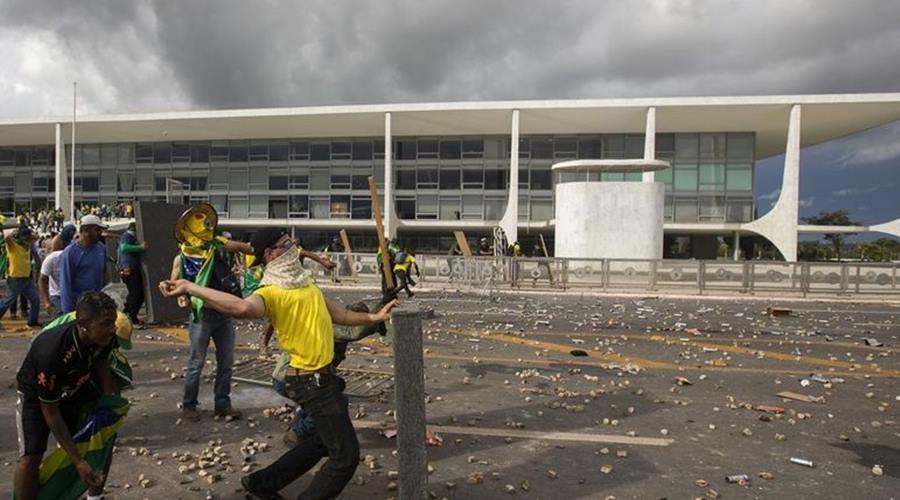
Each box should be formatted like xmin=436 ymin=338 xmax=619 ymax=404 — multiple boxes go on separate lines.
xmin=118 ymin=242 xmax=144 ymax=253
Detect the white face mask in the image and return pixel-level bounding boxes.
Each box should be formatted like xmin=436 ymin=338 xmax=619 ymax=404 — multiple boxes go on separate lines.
xmin=259 ymin=247 xmax=311 ymax=289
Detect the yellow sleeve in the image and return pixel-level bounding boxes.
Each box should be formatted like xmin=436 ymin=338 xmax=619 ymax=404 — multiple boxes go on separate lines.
xmin=252 ymin=286 xmax=279 ymax=321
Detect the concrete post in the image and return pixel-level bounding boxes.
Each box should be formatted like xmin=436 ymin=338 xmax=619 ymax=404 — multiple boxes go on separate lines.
xmin=391 ymin=306 xmax=427 ymax=499
xmin=54 ymin=123 xmax=70 ymax=212
xmin=733 ymin=231 xmax=741 ymax=261
xmin=642 ymin=107 xmax=656 ymax=182
xmin=498 ymin=109 xmax=520 ymax=245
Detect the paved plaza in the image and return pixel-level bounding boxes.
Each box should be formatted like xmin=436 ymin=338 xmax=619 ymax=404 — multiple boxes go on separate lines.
xmin=0 ymin=290 xmax=897 ymax=499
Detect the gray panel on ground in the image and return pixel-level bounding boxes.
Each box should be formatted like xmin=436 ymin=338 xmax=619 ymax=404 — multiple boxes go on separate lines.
xmin=135 ymin=201 xmax=188 ymax=324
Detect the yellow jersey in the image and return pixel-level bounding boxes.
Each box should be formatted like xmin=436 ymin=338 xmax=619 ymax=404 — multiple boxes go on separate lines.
xmin=7 ymin=239 xmax=31 ymax=278
xmin=253 ymin=284 xmax=334 ymax=371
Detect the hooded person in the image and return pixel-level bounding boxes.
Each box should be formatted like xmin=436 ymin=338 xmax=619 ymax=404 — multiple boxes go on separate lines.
xmin=159 ymin=227 xmax=398 ymax=500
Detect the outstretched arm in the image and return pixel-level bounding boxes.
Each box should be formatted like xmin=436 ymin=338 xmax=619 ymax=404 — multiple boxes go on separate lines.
xmin=224 ymin=240 xmax=254 ymax=255
xmin=159 ymin=279 xmax=267 ymax=319
xmin=300 ymin=249 xmax=336 ymax=270
xmin=324 ymin=297 xmax=398 ymax=326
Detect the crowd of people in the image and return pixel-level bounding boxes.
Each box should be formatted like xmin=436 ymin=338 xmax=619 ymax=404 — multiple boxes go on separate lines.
xmin=10 ymin=203 xmax=133 ymax=236
xmin=9 ymin=199 xmax=555 ymax=499
xmin=12 ymin=203 xmax=400 ymax=500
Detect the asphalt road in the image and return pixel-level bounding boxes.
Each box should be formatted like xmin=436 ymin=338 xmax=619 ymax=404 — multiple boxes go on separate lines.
xmin=0 ymin=290 xmax=897 ymax=499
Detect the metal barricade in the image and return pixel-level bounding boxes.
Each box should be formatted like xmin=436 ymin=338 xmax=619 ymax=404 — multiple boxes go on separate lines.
xmin=310 ymin=252 xmax=898 ymax=297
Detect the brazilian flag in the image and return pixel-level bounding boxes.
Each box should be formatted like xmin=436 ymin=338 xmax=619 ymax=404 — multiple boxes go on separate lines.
xmin=16 ymin=313 xmax=135 ymax=499
xmin=19 ymin=395 xmax=130 ymax=500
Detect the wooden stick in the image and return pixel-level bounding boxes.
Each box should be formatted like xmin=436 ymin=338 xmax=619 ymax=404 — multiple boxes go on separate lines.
xmin=339 ymin=229 xmax=355 ymax=277
xmin=453 ymin=230 xmax=472 ymax=257
xmin=368 ymin=176 xmax=394 ymax=289
xmin=353 ymin=420 xmax=673 ymax=447
xmin=538 ymin=233 xmax=550 ymax=257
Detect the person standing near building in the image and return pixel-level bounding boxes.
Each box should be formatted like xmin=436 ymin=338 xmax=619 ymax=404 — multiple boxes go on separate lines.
xmin=58 ymin=215 xmax=108 ymax=314
xmin=39 ymin=236 xmax=65 ymax=318
xmin=159 ymin=227 xmax=398 ymax=499
xmin=172 ymin=204 xmax=252 ymax=422
xmin=392 ymin=251 xmax=420 ymax=298
xmin=477 ymin=237 xmax=493 ymax=256
xmin=0 ymin=225 xmax=41 ymax=327
xmin=117 ymin=223 xmax=148 ymax=325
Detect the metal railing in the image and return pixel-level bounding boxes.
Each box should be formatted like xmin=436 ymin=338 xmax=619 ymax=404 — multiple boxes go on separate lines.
xmin=302 ymin=253 xmax=899 ymax=297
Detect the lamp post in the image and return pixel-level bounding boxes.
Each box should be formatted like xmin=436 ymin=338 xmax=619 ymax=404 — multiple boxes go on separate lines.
xmin=70 ymin=81 xmax=76 ymax=222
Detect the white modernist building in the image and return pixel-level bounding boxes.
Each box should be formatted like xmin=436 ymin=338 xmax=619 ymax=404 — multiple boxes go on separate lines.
xmin=1 ymin=93 xmax=899 ymax=260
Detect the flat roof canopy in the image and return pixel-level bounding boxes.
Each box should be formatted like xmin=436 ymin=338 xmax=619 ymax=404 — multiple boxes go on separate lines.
xmin=1 ymin=93 xmax=899 ymax=159
xmin=552 ymin=159 xmax=670 ymax=173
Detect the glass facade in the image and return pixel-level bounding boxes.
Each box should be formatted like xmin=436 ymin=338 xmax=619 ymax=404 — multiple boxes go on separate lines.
xmin=0 ymin=132 xmax=754 ymax=223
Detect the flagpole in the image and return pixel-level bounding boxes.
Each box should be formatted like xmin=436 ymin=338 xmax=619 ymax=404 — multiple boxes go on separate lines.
xmin=70 ymin=81 xmax=76 ymax=222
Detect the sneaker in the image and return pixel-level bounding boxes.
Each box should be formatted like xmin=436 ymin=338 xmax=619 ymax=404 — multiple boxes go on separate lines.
xmin=214 ymin=407 xmax=243 ymax=419
xmin=241 ymin=475 xmax=284 ymax=500
xmin=182 ymin=407 xmax=202 ymax=422
xmin=27 ymin=322 xmax=42 ymax=328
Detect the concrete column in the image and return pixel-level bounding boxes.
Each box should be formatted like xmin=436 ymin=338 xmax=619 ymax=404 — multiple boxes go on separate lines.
xmin=642 ymin=107 xmax=656 ymax=182
xmin=384 ymin=112 xmax=395 ymax=239
xmin=733 ymin=231 xmax=741 ymax=261
xmin=498 ymin=109 xmax=520 ymax=244
xmin=744 ymin=105 xmax=801 ymax=262
xmin=391 ymin=306 xmax=427 ymax=499
xmin=54 ymin=123 xmax=70 ymax=212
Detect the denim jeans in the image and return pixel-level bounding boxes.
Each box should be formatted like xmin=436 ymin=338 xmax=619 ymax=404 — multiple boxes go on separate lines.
xmin=246 ymin=373 xmax=358 ymax=499
xmin=0 ymin=277 xmax=40 ymax=325
xmin=182 ymin=315 xmax=235 ymax=411
xmin=272 ymin=378 xmax=315 ymax=437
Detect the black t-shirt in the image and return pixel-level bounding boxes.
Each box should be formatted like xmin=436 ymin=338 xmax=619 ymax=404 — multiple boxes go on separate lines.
xmin=16 ymin=321 xmax=113 ymax=403
xmin=202 ymin=252 xmax=241 ymax=321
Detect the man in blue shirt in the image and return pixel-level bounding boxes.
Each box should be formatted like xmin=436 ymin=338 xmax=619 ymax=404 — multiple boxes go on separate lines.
xmin=59 ymin=215 xmax=108 ymax=313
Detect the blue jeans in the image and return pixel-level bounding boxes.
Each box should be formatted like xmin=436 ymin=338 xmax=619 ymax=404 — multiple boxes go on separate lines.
xmin=272 ymin=378 xmax=316 ymax=437
xmin=182 ymin=316 xmax=235 ymax=411
xmin=0 ymin=277 xmax=40 ymax=325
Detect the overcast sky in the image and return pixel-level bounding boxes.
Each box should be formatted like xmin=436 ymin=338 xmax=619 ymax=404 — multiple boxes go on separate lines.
xmin=0 ymin=0 xmax=898 ymax=230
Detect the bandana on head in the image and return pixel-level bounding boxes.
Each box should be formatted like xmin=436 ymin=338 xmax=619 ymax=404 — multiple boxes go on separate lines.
xmin=259 ymin=247 xmax=311 ymax=290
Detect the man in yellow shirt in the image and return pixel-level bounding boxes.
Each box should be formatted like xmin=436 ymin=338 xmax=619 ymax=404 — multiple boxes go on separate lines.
xmin=392 ymin=251 xmax=419 ymax=298
xmin=159 ymin=227 xmax=397 ymax=500
xmin=0 ymin=225 xmax=41 ymax=327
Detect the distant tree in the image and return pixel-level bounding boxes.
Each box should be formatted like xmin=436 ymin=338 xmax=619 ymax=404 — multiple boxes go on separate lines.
xmin=801 ymin=210 xmax=860 ymax=261
xmin=859 ymin=238 xmax=900 ymax=262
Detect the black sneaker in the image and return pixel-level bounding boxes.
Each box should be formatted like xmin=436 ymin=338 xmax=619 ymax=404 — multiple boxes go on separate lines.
xmin=241 ymin=476 xmax=284 ymax=500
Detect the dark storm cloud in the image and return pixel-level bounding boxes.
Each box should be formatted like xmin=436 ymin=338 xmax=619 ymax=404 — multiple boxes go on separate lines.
xmin=2 ymin=0 xmax=899 ymax=116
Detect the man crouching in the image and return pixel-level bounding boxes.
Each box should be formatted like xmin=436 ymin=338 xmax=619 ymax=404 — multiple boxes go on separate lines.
xmin=160 ymin=227 xmax=397 ymax=500
xmin=14 ymin=292 xmax=120 ymax=500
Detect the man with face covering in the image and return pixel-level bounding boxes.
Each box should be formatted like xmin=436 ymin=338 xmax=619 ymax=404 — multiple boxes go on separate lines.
xmin=160 ymin=227 xmax=398 ymax=500
xmin=59 ymin=215 xmax=109 ymax=313
xmin=14 ymin=291 xmax=120 ymax=500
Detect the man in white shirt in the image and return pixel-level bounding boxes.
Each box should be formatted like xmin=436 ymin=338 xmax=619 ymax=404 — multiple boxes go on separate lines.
xmin=39 ymin=237 xmax=65 ymax=318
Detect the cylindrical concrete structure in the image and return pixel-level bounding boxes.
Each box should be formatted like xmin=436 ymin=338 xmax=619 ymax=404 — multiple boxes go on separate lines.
xmin=554 ymin=181 xmax=665 ymax=259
